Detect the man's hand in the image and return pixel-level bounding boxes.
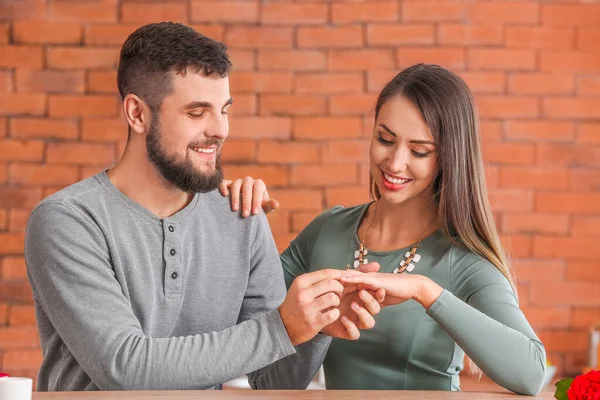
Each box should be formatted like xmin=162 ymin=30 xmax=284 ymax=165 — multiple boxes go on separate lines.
xmin=278 ymin=269 xmax=346 ymax=346
xmin=219 ymin=177 xmax=279 ymax=217
xmin=279 ymin=264 xmax=386 ymax=346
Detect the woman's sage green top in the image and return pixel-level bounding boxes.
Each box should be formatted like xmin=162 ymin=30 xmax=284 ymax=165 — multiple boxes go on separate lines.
xmin=280 ymin=204 xmax=546 ymax=395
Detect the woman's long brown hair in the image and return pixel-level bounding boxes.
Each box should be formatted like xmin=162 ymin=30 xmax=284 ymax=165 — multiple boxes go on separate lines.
xmin=370 ymin=63 xmax=516 ymax=292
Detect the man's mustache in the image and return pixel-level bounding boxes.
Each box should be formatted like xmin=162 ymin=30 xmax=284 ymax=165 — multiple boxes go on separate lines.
xmin=189 ymin=139 xmax=223 ymax=148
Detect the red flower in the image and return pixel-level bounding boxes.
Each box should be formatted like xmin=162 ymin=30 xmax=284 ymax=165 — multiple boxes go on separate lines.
xmin=568 ymin=370 xmax=600 ymax=400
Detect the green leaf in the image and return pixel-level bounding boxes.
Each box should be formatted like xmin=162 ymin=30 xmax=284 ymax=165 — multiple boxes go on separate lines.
xmin=554 ymin=378 xmax=574 ymax=400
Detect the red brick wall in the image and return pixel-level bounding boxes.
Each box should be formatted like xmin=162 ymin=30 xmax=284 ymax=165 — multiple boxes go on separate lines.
xmin=1 ymin=0 xmax=599 ymax=383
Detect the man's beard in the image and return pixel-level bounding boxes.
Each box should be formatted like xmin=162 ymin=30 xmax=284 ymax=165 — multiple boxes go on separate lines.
xmin=146 ymin=119 xmax=223 ymax=194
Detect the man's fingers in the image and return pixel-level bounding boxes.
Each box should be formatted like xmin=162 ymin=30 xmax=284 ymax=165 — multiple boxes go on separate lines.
xmin=314 ymin=308 xmax=340 ymax=330
xmin=296 ymin=269 xmax=345 ymax=288
xmin=341 ymin=316 xmax=360 ymax=340
xmin=311 ymin=292 xmax=341 ymax=314
xmin=230 ymin=179 xmax=243 ymax=211
xmin=358 ymin=290 xmax=382 ymax=316
xmin=305 ymin=278 xmax=344 ymax=300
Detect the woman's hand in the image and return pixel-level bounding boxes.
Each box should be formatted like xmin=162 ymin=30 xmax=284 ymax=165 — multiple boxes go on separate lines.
xmin=321 ymin=262 xmax=385 ymax=340
xmin=341 ymin=271 xmax=444 ymax=310
xmin=219 ymin=177 xmax=279 ymax=217
xmin=320 ymin=288 xmax=385 ymax=340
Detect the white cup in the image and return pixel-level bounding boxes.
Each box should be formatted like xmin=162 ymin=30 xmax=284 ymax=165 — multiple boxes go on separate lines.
xmin=0 ymin=377 xmax=33 ymax=400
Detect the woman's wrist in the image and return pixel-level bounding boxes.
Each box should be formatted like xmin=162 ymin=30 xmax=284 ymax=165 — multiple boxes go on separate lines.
xmin=414 ymin=276 xmax=444 ymax=310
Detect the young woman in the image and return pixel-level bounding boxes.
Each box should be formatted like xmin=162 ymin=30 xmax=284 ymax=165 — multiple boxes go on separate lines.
xmin=222 ymin=64 xmax=546 ymax=395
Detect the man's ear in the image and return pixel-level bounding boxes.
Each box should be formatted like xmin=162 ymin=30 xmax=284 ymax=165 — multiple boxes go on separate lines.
xmin=123 ymin=94 xmax=150 ymax=135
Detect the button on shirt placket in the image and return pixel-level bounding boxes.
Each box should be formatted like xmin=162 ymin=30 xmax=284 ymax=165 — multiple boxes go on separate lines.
xmin=163 ymin=221 xmax=182 ymax=299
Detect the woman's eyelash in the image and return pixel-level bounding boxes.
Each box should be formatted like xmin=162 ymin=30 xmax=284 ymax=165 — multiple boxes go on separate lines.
xmin=411 ymin=150 xmax=430 ymax=158
xmin=376 ymin=135 xmax=394 ymax=146
xmin=377 ymin=134 xmax=431 ymax=158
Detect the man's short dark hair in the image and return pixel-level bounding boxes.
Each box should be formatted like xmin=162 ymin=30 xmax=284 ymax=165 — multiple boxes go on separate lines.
xmin=117 ymin=22 xmax=232 ymax=112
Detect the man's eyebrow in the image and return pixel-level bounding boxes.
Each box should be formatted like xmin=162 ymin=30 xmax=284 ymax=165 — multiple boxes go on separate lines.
xmin=184 ymin=101 xmax=212 ymax=110
xmin=184 ymin=97 xmax=233 ymax=110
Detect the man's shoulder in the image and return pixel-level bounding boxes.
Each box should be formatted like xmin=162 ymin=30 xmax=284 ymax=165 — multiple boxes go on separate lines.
xmin=199 ymin=188 xmax=234 ymax=209
xmin=194 ymin=189 xmax=268 ymax=230
xmin=30 ymin=173 xmax=107 ymax=226
xmin=37 ymin=173 xmax=105 ymax=210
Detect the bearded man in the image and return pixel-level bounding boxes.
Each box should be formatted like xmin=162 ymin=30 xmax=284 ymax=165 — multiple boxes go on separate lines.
xmin=24 ymin=22 xmax=380 ymax=392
